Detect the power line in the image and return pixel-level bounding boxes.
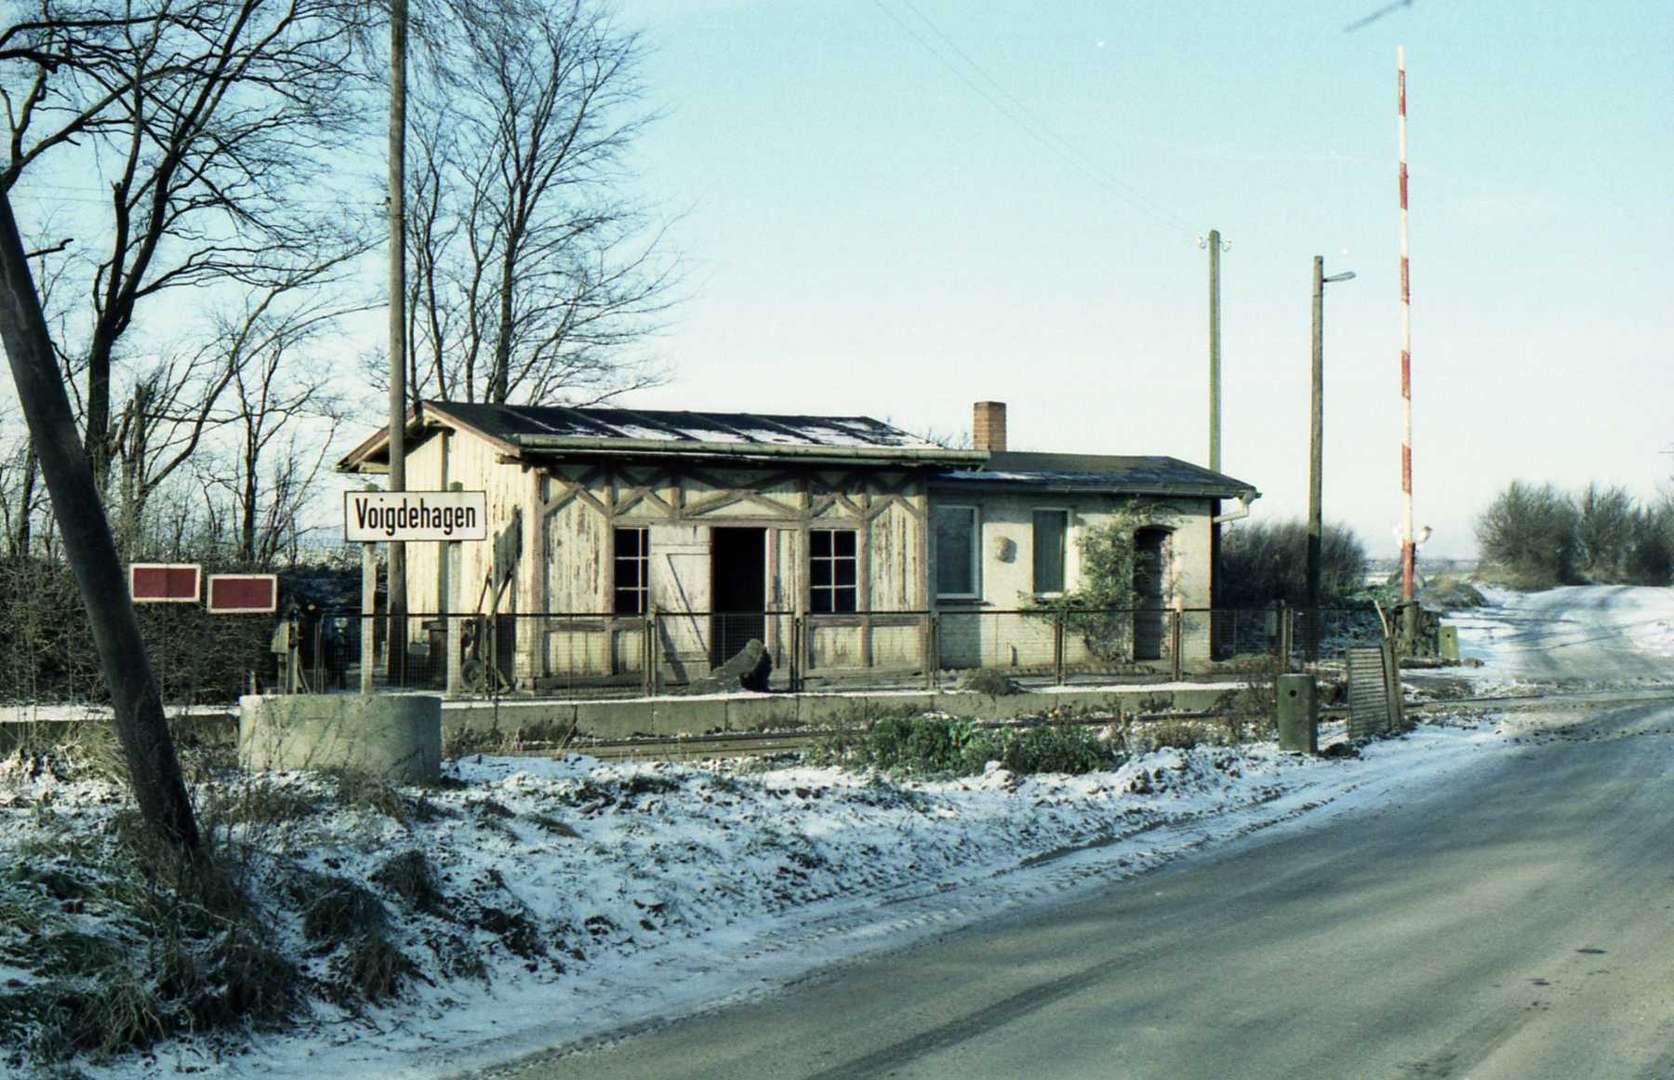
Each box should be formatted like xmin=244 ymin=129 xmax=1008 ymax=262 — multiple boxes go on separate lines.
xmin=870 ymin=0 xmax=1195 ymax=238
xmin=1344 ymin=0 xmax=1413 ymax=33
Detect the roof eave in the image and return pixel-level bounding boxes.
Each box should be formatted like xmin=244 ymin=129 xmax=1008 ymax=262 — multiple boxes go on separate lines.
xmin=929 ymin=475 xmax=1260 ymax=500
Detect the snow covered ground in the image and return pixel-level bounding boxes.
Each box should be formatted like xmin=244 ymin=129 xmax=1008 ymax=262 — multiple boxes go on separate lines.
xmin=9 ymin=583 xmax=1668 ymax=1077
xmin=0 ymin=710 xmax=1521 ymax=1080
xmin=1450 ymin=584 xmax=1674 ymax=691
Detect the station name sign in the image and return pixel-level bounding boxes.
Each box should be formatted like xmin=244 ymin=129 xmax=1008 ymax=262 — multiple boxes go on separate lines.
xmin=344 ymin=490 xmax=488 ymax=542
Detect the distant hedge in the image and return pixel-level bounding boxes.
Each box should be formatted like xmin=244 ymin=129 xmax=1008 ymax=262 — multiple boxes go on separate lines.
xmin=1217 ymin=519 xmax=1368 ymax=609
xmin=0 ymin=556 xmax=283 ymax=706
xmin=1475 ymin=481 xmax=1672 ymax=588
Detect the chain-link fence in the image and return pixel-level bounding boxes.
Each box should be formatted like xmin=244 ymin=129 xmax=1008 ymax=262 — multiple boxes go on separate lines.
xmin=1 ymin=582 xmax=1397 ymax=708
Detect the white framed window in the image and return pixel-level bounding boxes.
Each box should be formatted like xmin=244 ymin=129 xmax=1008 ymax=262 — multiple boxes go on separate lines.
xmin=934 ymin=505 xmax=980 ymax=599
xmin=1032 ymin=509 xmax=1069 ymax=594
xmin=613 ymin=527 xmax=649 ymax=614
xmin=809 ymin=529 xmax=858 ymax=614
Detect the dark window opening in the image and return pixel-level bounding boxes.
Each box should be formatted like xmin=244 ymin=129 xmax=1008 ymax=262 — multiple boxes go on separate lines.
xmin=934 ymin=506 xmax=978 ymax=597
xmin=809 ymin=529 xmax=858 ymax=614
xmin=1033 ymin=510 xmax=1068 ymax=594
xmin=613 ymin=527 xmax=649 ymax=614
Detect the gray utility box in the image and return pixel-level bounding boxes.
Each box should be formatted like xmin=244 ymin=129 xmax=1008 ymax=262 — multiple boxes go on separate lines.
xmin=1438 ymin=624 xmax=1460 ymax=662
xmin=1275 ymin=674 xmax=1319 ymax=754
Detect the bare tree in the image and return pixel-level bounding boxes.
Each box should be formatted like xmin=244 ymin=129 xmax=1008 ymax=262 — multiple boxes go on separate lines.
xmin=0 ymin=187 xmax=199 ymax=851
xmin=0 ymin=0 xmax=371 ymax=485
xmin=219 ymin=319 xmax=347 ymax=563
xmin=110 ymin=248 xmax=370 ymax=555
xmin=396 ymin=0 xmax=674 ymax=407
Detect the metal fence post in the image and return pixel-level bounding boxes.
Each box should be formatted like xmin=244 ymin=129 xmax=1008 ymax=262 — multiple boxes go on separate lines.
xmin=792 ymin=614 xmax=804 ymax=693
xmin=1053 ymin=610 xmax=1065 ymax=685
xmin=929 ymin=614 xmax=940 ymax=690
xmin=642 ymin=608 xmax=654 ymax=697
xmin=648 ymin=606 xmax=661 ymax=696
xmin=360 ymin=544 xmax=376 ymax=693
xmin=1169 ymin=609 xmax=1183 ymax=681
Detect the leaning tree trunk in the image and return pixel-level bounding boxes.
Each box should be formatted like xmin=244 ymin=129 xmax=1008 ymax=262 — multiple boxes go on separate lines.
xmin=0 ymin=192 xmax=199 ymax=853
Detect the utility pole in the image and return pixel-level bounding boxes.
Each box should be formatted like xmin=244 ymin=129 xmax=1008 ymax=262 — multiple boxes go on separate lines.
xmin=1307 ymin=257 xmax=1324 ymax=663
xmin=1308 ymin=256 xmax=1356 ymax=663
xmin=1205 ymin=228 xmax=1226 ymax=658
xmin=386 ymin=0 xmax=408 ymax=684
xmin=1206 ymin=228 xmax=1224 ymax=472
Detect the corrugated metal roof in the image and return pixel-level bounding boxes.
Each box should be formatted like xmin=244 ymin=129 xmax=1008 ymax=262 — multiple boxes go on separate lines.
xmin=933 ymin=451 xmax=1258 ymax=499
xmin=336 ymin=401 xmax=985 ymax=472
xmin=434 ymin=402 xmax=945 ymax=450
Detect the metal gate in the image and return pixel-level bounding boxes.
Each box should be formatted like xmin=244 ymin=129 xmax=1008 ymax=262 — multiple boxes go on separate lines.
xmin=1345 ymin=642 xmax=1404 ymax=740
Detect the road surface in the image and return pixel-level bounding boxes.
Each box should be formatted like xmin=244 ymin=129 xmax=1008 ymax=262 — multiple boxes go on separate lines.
xmin=479 ymin=702 xmax=1674 ymax=1079
xmin=475 ymin=588 xmax=1674 ymax=1079
xmin=1459 ymin=585 xmax=1674 ymax=686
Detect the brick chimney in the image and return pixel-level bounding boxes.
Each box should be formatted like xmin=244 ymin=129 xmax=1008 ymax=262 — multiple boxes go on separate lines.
xmin=972 ymin=401 xmax=1007 ymax=452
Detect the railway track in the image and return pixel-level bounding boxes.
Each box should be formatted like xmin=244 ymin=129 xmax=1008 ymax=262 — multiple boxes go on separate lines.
xmin=496 ymin=685 xmax=1674 ymax=763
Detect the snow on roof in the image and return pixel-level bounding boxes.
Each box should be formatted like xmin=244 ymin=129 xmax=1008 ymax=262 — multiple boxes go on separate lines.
xmin=433 ymin=402 xmax=944 ymax=452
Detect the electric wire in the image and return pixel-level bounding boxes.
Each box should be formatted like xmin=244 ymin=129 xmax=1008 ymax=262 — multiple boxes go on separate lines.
xmin=870 ymin=0 xmax=1196 ymax=238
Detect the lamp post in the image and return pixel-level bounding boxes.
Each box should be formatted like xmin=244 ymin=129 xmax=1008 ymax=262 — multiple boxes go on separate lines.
xmin=1308 ymin=256 xmax=1355 ymax=663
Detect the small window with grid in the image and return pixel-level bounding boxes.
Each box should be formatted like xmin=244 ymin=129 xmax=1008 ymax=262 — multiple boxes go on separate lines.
xmin=809 ymin=529 xmax=858 ymax=614
xmin=613 ymin=527 xmax=649 ymax=614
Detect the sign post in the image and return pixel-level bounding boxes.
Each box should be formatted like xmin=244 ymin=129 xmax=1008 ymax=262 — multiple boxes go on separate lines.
xmin=344 ymin=489 xmax=488 ymax=543
xmin=129 ymin=563 xmax=201 ymax=603
xmin=347 ymin=488 xmax=487 ymax=694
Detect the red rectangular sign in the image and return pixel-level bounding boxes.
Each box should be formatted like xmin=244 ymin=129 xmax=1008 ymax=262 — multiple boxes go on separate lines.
xmin=206 ymin=574 xmax=278 ymax=614
xmin=129 ymin=564 xmax=200 ymax=603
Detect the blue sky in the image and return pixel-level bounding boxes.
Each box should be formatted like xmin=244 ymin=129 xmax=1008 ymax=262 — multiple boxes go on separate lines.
xmin=605 ymin=0 xmax=1673 ymax=558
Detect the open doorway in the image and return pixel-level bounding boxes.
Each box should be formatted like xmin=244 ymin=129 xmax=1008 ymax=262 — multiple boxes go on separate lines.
xmin=1133 ymin=526 xmax=1172 ymax=661
xmin=710 ymin=527 xmax=766 ymax=667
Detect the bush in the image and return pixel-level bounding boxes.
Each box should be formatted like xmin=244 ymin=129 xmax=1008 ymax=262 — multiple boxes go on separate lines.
xmin=1217 ymin=519 xmax=1369 ymax=608
xmin=1475 ymin=481 xmax=1581 ymax=587
xmin=1475 ymin=481 xmax=1671 ymax=588
xmin=1026 ymin=502 xmax=1175 ymax=660
xmin=811 ymin=710 xmax=1117 ymax=777
xmin=1577 ymin=483 xmax=1637 ymax=581
xmin=1625 ymin=501 xmax=1674 ymax=585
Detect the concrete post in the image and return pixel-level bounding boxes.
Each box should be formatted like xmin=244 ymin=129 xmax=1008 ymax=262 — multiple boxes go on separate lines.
xmin=1276 ymin=673 xmax=1318 ymax=754
xmin=360 ymin=542 xmax=376 ymax=694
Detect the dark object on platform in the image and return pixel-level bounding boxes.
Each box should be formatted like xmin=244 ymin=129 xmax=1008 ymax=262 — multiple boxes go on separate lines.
xmin=685 ymin=639 xmax=772 ymax=694
xmin=960 ymin=668 xmax=1021 ymax=698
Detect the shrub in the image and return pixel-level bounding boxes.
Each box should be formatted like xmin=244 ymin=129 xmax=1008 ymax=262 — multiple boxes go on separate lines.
xmin=1577 ymin=483 xmax=1638 ymax=582
xmin=811 ymin=710 xmax=1117 ymax=777
xmin=1217 ymin=519 xmax=1369 ymax=608
xmin=1625 ymin=501 xmax=1674 ymax=585
xmin=1476 ymin=481 xmax=1672 ymax=588
xmin=1475 ymin=481 xmax=1581 ymax=587
xmin=1027 ymin=502 xmax=1176 ymax=659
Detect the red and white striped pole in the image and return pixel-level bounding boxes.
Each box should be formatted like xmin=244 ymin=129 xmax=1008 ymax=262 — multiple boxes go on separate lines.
xmin=1397 ymin=45 xmax=1416 ymax=602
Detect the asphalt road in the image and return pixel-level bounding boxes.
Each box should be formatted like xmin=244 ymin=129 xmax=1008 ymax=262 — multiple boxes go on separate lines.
xmin=482 ymin=708 xmax=1674 ymax=1080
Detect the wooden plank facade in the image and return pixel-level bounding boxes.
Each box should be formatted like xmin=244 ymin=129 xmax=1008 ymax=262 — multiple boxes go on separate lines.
xmin=339 ymin=401 xmax=1261 ymax=690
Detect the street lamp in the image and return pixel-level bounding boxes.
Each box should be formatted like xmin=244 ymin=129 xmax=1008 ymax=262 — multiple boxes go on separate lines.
xmin=1307 ymin=257 xmax=1355 ymax=664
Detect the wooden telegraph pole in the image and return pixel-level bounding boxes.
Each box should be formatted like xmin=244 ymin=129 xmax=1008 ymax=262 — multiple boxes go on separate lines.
xmin=1206 ymin=228 xmax=1224 ymax=473
xmin=1307 ymin=256 xmax=1324 ymax=663
xmin=1308 ymin=257 xmax=1356 ymax=663
xmin=386 ymin=0 xmax=408 ymax=683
